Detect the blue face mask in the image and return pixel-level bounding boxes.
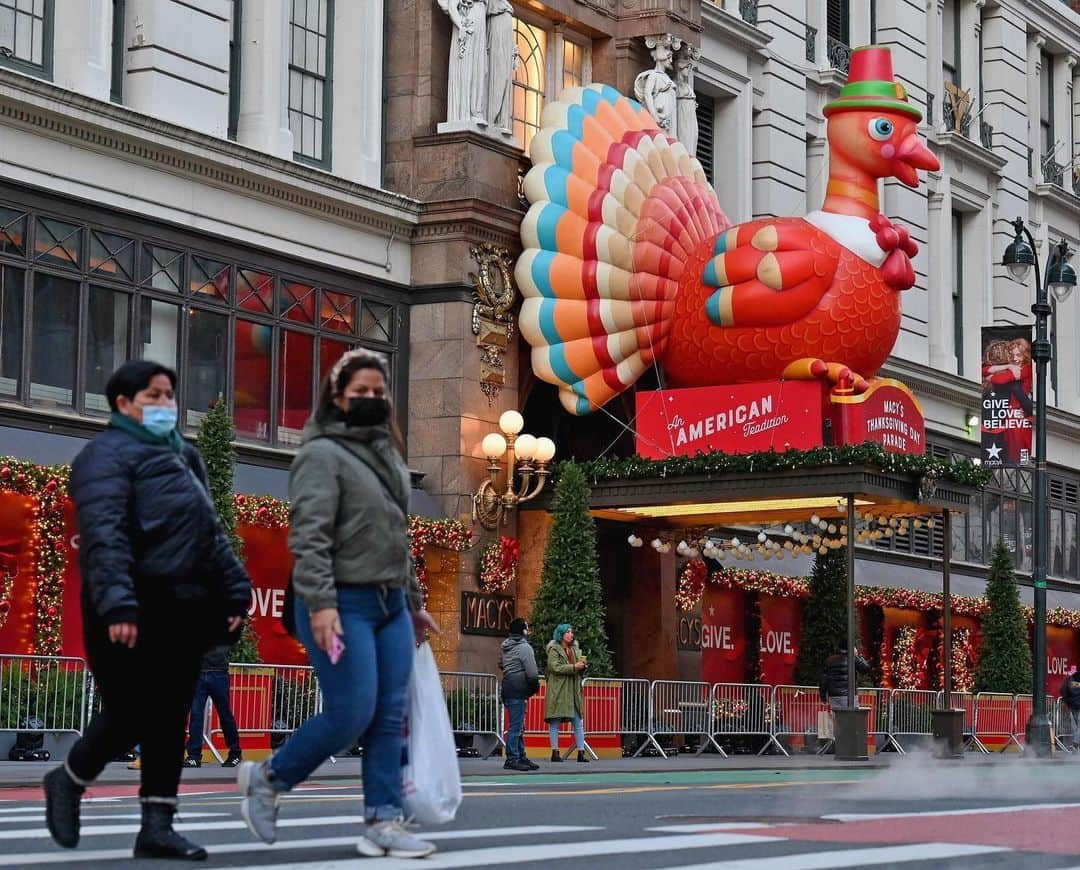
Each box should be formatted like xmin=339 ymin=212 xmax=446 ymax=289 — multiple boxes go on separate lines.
xmin=140 ymin=404 xmax=178 ymax=437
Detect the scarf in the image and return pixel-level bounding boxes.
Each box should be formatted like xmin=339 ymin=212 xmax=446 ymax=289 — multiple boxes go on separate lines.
xmin=109 ymin=411 xmax=184 ymax=454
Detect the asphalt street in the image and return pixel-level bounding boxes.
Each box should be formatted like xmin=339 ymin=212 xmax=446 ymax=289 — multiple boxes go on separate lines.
xmin=3 ymin=758 xmax=1080 ymax=869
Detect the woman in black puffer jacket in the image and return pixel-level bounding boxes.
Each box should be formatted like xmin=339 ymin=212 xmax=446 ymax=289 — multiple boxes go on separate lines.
xmin=43 ymin=360 xmax=251 ymax=862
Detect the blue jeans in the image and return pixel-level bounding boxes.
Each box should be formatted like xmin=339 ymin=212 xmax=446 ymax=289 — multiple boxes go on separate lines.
xmin=504 ymin=699 xmax=526 ymax=762
xmin=548 ymin=716 xmax=585 ymax=751
xmin=187 ymin=671 xmax=240 ymax=756
xmin=269 ymin=586 xmax=413 ymax=820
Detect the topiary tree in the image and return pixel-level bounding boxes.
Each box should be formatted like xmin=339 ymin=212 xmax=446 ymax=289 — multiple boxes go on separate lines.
xmin=794 ymin=548 xmax=849 ymax=685
xmin=528 ymin=462 xmax=614 ymax=676
xmin=195 ymin=397 xmax=261 ymax=663
xmin=973 ymin=541 xmax=1032 ymax=695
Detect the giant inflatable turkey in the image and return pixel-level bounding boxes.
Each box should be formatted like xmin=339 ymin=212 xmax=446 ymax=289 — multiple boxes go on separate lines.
xmin=517 ymin=46 xmax=940 ymax=415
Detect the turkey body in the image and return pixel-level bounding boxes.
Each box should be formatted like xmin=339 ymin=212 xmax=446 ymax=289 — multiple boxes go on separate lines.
xmin=662 ymin=220 xmax=903 ymax=386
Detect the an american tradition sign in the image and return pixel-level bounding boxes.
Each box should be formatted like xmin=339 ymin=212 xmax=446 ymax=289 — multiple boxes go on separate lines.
xmin=635 ymin=378 xmax=925 ymax=458
xmin=635 ymin=381 xmax=824 ymax=459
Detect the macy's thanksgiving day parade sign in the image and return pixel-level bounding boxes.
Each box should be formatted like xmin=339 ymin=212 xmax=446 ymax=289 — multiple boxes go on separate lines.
xmin=517 ymin=46 xmax=938 ymax=458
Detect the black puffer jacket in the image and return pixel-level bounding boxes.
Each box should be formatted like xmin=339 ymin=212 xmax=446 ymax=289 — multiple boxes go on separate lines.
xmin=819 ymin=650 xmax=871 ymax=700
xmin=70 ymin=427 xmax=251 ymax=630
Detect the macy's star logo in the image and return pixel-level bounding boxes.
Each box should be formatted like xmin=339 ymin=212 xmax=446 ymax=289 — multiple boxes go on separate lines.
xmin=985 ymin=442 xmax=1003 ymax=461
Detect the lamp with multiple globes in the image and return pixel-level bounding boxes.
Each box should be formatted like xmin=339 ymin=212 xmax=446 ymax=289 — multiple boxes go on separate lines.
xmin=473 ymin=410 xmax=556 ymax=530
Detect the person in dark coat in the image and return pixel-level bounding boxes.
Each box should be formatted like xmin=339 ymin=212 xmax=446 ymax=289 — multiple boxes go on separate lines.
xmin=499 ymin=618 xmax=540 ymax=772
xmin=819 ymin=639 xmax=871 ymax=709
xmin=1059 ymin=665 xmax=1080 ymax=748
xmin=184 ymin=645 xmax=242 ymax=768
xmin=42 ymin=360 xmax=251 ymax=861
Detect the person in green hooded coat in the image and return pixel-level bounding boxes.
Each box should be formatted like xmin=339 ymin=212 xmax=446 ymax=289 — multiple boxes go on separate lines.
xmin=544 ymin=624 xmax=589 ymax=763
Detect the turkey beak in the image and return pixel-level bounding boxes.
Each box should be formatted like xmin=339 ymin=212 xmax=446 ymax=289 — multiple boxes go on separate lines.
xmin=894 ymin=134 xmax=940 ymax=187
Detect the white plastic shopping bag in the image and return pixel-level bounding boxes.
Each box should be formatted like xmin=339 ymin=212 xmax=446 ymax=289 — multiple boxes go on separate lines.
xmin=401 ymin=642 xmax=462 ymax=824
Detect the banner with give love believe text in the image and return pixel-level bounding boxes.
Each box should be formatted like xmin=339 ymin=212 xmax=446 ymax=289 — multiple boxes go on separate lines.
xmin=981 ymin=325 xmax=1033 ymax=467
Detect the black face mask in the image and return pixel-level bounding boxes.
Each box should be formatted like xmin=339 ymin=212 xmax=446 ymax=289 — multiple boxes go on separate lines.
xmin=344 ymin=397 xmax=391 ymax=427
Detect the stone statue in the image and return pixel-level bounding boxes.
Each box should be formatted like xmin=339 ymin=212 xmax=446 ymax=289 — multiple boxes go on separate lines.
xmin=438 ymin=0 xmax=488 ymax=127
xmin=634 ymin=34 xmax=680 ymax=136
xmin=486 ymin=0 xmax=516 ymax=136
xmin=674 ymin=45 xmax=700 ymax=156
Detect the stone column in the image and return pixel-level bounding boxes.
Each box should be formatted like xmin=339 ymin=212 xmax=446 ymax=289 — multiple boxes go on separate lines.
xmin=123 ymin=0 xmax=230 ymax=137
xmin=926 ymin=185 xmax=954 ymax=371
xmin=52 ymin=0 xmax=112 ymax=101
xmin=959 ymin=0 xmax=985 ymax=103
xmin=331 ymin=0 xmax=384 ymax=187
xmin=235 ymin=0 xmax=293 ymax=158
xmin=1052 ymin=54 xmax=1077 ymax=175
xmin=925 ymin=0 xmax=943 ymax=131
xmin=805 ymin=135 xmax=828 ymax=216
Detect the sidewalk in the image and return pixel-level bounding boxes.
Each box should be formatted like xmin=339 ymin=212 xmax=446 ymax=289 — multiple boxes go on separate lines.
xmin=0 ymin=751 xmax=1070 ymax=789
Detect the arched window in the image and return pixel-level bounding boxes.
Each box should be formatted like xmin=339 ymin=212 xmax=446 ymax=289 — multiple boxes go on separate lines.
xmin=511 ymin=15 xmax=591 ymax=155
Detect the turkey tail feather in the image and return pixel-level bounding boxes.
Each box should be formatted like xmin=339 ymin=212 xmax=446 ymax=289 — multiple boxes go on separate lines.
xmin=518 ymin=84 xmax=729 ymax=415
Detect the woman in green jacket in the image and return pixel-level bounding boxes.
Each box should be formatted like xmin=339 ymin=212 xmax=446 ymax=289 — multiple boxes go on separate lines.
xmin=544 ymin=624 xmax=589 ymax=763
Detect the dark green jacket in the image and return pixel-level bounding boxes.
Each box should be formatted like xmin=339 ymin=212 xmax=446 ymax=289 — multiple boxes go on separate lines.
xmin=288 ymin=415 xmax=421 ymax=613
xmin=544 ymin=640 xmax=585 ymax=721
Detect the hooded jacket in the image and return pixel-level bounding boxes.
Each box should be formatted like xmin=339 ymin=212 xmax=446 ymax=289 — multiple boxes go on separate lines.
xmin=1060 ymin=674 xmax=1080 ymax=711
xmin=819 ymin=650 xmax=871 ymax=701
xmin=544 ymin=640 xmax=585 ymax=721
xmin=70 ymin=424 xmax=251 ymax=631
xmin=499 ymin=634 xmax=540 ymax=700
xmin=288 ymin=414 xmax=422 ymax=613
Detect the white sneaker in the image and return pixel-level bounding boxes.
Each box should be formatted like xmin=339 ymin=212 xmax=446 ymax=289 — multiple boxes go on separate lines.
xmin=356 ymin=818 xmax=436 ymax=858
xmin=237 ymin=760 xmax=280 ymax=845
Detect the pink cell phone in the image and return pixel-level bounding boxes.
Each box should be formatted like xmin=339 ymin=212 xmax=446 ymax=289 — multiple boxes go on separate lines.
xmin=328 ymin=633 xmax=345 ymax=665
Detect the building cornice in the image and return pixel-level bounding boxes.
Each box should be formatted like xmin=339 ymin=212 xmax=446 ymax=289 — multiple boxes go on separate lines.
xmin=700 ymin=3 xmax=771 ymax=54
xmin=1032 ymin=180 xmax=1080 ymax=216
xmin=930 ymin=130 xmax=1008 ymax=177
xmin=0 ymin=68 xmax=422 ymax=238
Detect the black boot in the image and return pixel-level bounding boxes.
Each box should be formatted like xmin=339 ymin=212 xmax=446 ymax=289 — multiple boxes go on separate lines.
xmin=577 ymin=750 xmax=590 ymax=763
xmin=133 ymin=800 xmax=208 ymax=861
xmin=550 ymin=749 xmax=564 ymax=762
xmin=44 ymin=765 xmax=84 ymax=848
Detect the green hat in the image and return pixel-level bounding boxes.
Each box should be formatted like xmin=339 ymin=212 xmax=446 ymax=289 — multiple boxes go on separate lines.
xmin=823 ymin=45 xmax=922 ymax=121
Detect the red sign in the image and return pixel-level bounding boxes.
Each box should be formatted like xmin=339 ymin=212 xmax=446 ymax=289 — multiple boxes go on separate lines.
xmin=758 ymin=595 xmax=802 ymax=685
xmin=700 ymin=585 xmax=745 ymax=685
xmin=1047 ymin=625 xmax=1078 ymax=696
xmin=829 ymin=379 xmax=925 ymax=455
xmin=635 ymin=381 xmax=824 ymax=459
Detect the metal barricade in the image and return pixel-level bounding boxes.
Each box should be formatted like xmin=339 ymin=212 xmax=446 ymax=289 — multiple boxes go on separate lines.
xmin=1012 ymin=694 xmax=1058 ymax=750
xmin=974 ymin=692 xmax=1020 ymax=751
xmin=440 ymin=671 xmax=504 ymax=758
xmin=649 ymin=680 xmax=722 ymax=757
xmin=0 ymin=655 xmax=90 ymax=734
xmin=770 ymin=685 xmax=831 ymax=752
xmin=710 ymin=683 xmax=785 ymax=756
xmin=859 ymin=687 xmax=900 ymax=753
xmin=941 ymin=691 xmax=985 ymax=752
xmin=888 ymin=689 xmax=937 ymax=751
xmin=1054 ymin=698 xmax=1076 ymax=752
xmin=581 ymin=677 xmax=658 ymax=759
xmin=201 ymin=663 xmax=320 ymax=762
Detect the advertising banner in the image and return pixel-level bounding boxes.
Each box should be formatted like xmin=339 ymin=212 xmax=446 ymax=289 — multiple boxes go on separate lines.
xmin=981 ymin=325 xmax=1033 ymax=467
xmin=634 ymin=381 xmax=824 ymax=459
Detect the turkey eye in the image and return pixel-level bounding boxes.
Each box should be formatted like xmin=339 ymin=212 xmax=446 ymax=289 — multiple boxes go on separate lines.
xmin=868 ymin=118 xmax=894 ymax=141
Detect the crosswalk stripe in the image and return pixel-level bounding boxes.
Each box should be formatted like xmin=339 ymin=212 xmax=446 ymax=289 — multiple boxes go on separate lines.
xmin=825 ymin=802 xmax=1080 ymax=821
xmin=0 ymin=825 xmax=602 ymax=865
xmin=646 ymin=824 xmax=770 ymax=833
xmin=0 ymin=812 xmax=228 ymax=824
xmin=666 ymin=842 xmax=1011 ymax=869
xmin=231 ymin=832 xmax=779 ymax=870
xmin=0 ymin=814 xmax=377 ymax=840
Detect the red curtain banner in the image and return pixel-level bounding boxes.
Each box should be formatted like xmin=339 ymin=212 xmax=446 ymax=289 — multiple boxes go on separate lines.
xmin=238 ymin=523 xmax=306 ymax=665
xmin=61 ymin=499 xmax=85 ymax=659
xmin=757 ymin=594 xmax=801 ymax=685
xmin=1046 ymin=625 xmax=1078 ymax=696
xmin=700 ymin=584 xmax=745 ymax=684
xmin=0 ymin=491 xmax=39 ymax=655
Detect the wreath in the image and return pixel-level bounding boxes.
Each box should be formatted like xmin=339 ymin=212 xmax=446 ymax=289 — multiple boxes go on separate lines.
xmin=479 ymin=535 xmax=520 ymax=594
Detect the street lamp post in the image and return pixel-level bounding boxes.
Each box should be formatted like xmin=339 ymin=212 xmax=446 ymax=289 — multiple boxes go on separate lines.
xmin=1001 ymin=217 xmax=1076 ymax=757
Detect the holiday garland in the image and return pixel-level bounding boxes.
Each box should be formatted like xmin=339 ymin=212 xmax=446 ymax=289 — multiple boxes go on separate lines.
xmin=568 ymin=440 xmax=990 ymax=489
xmin=478 ymin=536 xmax=520 ymax=594
xmin=893 ymin=626 xmax=922 ymax=689
xmin=234 ymin=494 xmax=290 ymax=528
